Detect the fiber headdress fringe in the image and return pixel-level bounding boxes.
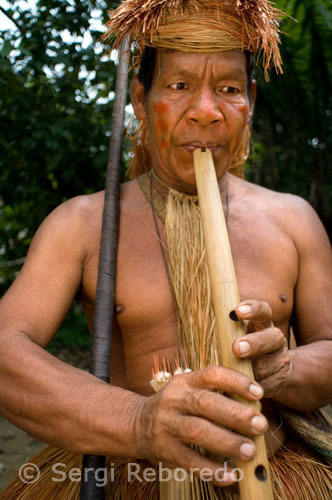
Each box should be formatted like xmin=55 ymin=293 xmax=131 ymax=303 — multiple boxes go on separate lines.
xmin=102 ymin=0 xmax=285 ymax=78
xmin=102 ymin=0 xmax=282 ymax=179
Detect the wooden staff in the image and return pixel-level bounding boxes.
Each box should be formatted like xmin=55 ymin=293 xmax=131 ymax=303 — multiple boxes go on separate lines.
xmin=193 ymin=148 xmax=274 ymax=500
xmin=79 ymin=35 xmax=131 ymax=500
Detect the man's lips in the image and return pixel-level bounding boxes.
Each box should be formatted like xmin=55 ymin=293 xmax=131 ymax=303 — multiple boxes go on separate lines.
xmin=181 ymin=142 xmax=222 ymax=153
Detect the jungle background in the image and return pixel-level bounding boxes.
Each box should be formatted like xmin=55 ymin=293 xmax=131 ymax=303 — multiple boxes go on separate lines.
xmin=0 ymin=0 xmax=331 ymax=487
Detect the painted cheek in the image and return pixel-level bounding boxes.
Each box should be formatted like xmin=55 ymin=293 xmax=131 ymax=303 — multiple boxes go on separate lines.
xmin=161 ymin=139 xmax=170 ymax=149
xmin=154 ymin=120 xmax=170 ymax=149
xmin=220 ymin=101 xmax=249 ymax=115
xmin=152 ymin=101 xmax=170 ymax=115
xmin=237 ymin=103 xmax=249 ymax=115
xmin=156 ymin=120 xmax=168 ymax=133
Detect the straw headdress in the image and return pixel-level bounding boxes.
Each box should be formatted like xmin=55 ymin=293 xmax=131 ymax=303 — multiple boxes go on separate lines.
xmin=102 ymin=0 xmax=286 ymax=178
xmin=103 ymin=0 xmax=285 ymax=76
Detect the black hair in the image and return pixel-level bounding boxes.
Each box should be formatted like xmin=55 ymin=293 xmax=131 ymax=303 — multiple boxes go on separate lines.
xmin=138 ymin=47 xmax=255 ymax=101
xmin=138 ymin=47 xmax=157 ymax=96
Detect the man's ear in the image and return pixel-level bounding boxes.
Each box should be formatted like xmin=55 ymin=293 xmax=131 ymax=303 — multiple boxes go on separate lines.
xmin=130 ymin=75 xmax=147 ymax=120
xmin=248 ymin=79 xmax=257 ymax=123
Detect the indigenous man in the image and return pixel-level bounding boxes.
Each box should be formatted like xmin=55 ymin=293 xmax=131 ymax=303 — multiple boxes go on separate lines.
xmin=0 ymin=0 xmax=331 ymax=499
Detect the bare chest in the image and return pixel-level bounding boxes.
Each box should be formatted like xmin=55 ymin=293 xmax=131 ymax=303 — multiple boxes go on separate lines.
xmin=81 ymin=195 xmax=298 ymax=394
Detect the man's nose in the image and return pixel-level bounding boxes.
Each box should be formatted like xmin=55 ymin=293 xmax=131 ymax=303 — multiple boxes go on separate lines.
xmin=186 ymin=88 xmax=224 ymax=126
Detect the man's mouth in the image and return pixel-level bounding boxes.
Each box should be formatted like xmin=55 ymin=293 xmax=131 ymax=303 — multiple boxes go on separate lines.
xmin=181 ymin=142 xmax=221 ymax=153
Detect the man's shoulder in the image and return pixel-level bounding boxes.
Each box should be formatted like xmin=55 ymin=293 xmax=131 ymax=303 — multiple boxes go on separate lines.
xmin=232 ymin=174 xmax=313 ymax=215
xmin=53 ymin=190 xmax=105 ymax=219
xmin=42 ymin=191 xmax=105 ymax=231
xmin=44 ymin=178 xmax=145 ymax=233
xmin=232 ymin=175 xmax=326 ymax=247
xmin=30 ymin=191 xmax=105 ymax=260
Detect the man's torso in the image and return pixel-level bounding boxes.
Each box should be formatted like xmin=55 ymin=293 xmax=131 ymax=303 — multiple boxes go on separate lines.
xmin=78 ymin=173 xmax=299 ymax=455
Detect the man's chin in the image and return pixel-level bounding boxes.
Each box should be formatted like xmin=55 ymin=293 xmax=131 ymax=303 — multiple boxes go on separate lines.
xmin=174 ymin=171 xmax=200 ymax=195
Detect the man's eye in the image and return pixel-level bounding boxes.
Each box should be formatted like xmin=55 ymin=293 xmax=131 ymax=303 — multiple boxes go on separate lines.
xmin=169 ymin=82 xmax=187 ymax=90
xmin=220 ymin=86 xmax=239 ymax=94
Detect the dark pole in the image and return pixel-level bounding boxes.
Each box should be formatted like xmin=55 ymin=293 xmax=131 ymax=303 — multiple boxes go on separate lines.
xmin=79 ymin=35 xmax=131 ymax=500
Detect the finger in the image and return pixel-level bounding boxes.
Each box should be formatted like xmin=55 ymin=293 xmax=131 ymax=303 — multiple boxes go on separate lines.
xmin=233 ymin=328 xmax=287 ymax=359
xmin=256 ymin=367 xmax=289 ymax=398
xmin=252 ymin=349 xmax=290 ymax=382
xmin=235 ymin=300 xmax=273 ymax=331
xmin=179 ymin=390 xmax=268 ymax=436
xmin=185 ymin=365 xmax=264 ymax=400
xmin=165 ymin=441 xmax=237 ymax=486
xmin=168 ymin=415 xmax=256 ymax=466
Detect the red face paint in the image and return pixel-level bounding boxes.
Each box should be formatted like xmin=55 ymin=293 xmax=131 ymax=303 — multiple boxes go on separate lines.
xmin=157 ymin=120 xmax=168 ymax=132
xmin=160 ymin=139 xmax=170 ymax=149
xmin=153 ymin=101 xmax=169 ymax=115
xmin=237 ymin=104 xmax=249 ymax=114
xmin=154 ymin=120 xmax=169 ymax=148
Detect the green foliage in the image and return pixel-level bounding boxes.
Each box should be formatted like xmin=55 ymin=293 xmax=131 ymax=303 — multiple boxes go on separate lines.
xmin=47 ymin=302 xmax=91 ymax=367
xmin=47 ymin=302 xmax=91 ymax=351
xmin=0 ymin=0 xmax=121 ymax=291
xmin=0 ymin=0 xmax=331 ymax=303
xmin=247 ymin=0 xmax=332 ymax=235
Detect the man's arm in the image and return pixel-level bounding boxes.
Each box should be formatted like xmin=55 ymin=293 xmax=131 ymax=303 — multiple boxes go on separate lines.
xmin=233 ymin=196 xmax=332 ymax=411
xmin=277 ymin=196 xmax=332 ymax=410
xmin=0 ymin=195 xmax=269 ymax=486
xmin=0 ymin=196 xmax=144 ymax=456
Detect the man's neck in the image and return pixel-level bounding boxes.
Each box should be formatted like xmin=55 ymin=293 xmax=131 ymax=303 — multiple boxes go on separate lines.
xmin=150 ymin=168 xmax=229 ymax=199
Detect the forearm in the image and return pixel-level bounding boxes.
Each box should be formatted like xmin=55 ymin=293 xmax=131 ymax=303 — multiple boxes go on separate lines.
xmin=273 ymin=340 xmax=332 ymax=411
xmin=0 ymin=332 xmax=145 ymax=456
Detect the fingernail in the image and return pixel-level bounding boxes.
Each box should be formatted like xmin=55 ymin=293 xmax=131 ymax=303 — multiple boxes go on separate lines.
xmin=221 ymin=471 xmax=235 ymax=483
xmin=238 ymin=340 xmax=250 ymax=354
xmin=230 ymin=469 xmax=240 ymax=482
xmin=240 ymin=442 xmax=255 ymax=458
xmin=223 ymin=469 xmax=238 ymax=483
xmin=249 ymin=384 xmax=264 ymax=398
xmin=251 ymin=415 xmax=267 ymax=432
xmin=237 ymin=305 xmax=252 ymax=315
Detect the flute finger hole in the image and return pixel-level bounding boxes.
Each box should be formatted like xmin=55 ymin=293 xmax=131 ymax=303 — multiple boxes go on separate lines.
xmin=229 ymin=310 xmax=239 ymax=321
xmin=255 ymin=464 xmax=268 ymax=482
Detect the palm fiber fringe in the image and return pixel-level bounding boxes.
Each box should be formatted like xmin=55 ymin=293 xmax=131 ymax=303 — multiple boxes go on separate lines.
xmin=276 ymin=403 xmax=332 ymax=464
xmin=103 ymin=0 xmax=285 ymax=77
xmin=1 ymin=435 xmax=332 ymax=500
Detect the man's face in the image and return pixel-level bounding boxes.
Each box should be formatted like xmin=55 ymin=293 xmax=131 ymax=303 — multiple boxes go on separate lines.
xmin=131 ymin=50 xmax=255 ymax=192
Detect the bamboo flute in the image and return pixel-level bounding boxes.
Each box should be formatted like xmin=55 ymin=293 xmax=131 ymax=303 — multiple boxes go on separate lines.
xmin=193 ymin=148 xmax=274 ymax=500
xmin=79 ymin=35 xmax=131 ymax=500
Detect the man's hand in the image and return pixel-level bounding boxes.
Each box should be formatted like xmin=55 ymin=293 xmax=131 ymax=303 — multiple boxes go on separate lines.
xmin=133 ymin=366 xmax=267 ymax=486
xmin=233 ymin=300 xmax=291 ymax=398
